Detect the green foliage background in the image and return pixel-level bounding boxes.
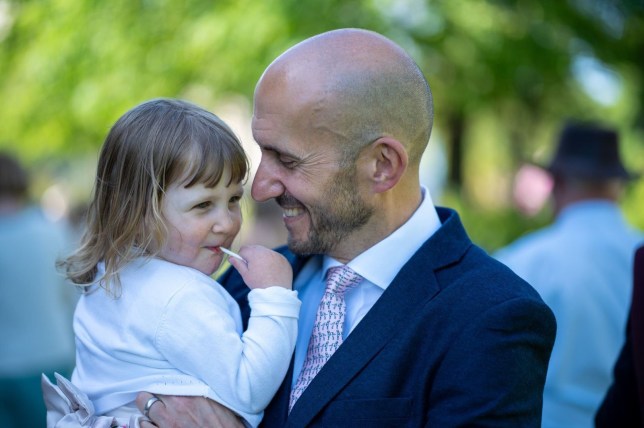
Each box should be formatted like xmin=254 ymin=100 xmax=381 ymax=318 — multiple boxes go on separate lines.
xmin=1 ymin=0 xmax=642 ymax=251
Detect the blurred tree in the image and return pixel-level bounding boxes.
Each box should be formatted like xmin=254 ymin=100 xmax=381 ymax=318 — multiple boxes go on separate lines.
xmin=0 ymin=0 xmax=288 ymax=158
xmin=390 ymin=0 xmax=644 ymax=189
xmin=0 ymin=0 xmax=641 ymax=248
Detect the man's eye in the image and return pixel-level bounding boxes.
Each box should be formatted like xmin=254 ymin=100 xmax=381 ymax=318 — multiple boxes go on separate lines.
xmin=280 ymin=158 xmax=298 ymax=168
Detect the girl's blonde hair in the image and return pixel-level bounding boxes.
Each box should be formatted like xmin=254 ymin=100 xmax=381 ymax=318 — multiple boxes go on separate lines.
xmin=60 ymin=98 xmax=249 ymax=295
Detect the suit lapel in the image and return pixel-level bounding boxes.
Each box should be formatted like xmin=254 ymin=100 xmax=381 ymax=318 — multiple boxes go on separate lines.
xmin=260 ymin=252 xmax=312 ymax=427
xmin=287 ymin=207 xmax=472 ymax=426
xmin=287 ymin=258 xmax=439 ymax=426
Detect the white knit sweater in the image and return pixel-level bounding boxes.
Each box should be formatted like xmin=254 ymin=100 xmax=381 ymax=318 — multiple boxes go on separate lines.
xmin=72 ymin=257 xmax=300 ymax=427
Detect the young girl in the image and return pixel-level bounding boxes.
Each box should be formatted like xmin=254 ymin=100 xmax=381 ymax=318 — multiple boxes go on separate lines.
xmin=45 ymin=98 xmax=300 ymax=427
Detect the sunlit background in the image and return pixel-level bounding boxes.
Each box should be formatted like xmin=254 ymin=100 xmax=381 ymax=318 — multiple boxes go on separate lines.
xmin=1 ymin=0 xmax=642 ymax=252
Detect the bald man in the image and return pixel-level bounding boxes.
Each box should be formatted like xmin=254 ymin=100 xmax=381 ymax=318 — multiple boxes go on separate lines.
xmin=138 ymin=28 xmax=556 ymax=427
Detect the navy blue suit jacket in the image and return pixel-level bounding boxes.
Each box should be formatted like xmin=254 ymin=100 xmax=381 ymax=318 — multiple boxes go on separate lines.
xmin=221 ymin=207 xmax=556 ymax=427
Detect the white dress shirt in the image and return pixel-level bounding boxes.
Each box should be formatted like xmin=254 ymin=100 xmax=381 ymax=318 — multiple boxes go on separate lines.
xmin=292 ymin=187 xmax=441 ymax=386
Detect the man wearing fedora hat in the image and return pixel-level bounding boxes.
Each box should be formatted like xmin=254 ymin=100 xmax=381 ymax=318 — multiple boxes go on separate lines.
xmin=495 ymin=121 xmax=643 ymax=428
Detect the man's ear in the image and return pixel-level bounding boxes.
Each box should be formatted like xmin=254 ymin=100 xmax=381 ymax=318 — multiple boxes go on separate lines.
xmin=364 ymin=137 xmax=408 ymax=193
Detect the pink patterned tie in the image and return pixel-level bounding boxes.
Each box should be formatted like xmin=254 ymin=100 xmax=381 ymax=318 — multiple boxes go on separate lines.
xmin=289 ymin=265 xmax=362 ymax=411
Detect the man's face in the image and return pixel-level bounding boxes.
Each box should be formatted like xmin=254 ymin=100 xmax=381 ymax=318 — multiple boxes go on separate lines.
xmin=250 ymin=73 xmax=373 ymax=257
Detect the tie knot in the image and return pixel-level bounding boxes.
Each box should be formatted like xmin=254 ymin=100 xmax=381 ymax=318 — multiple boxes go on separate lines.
xmin=325 ymin=265 xmax=362 ymax=295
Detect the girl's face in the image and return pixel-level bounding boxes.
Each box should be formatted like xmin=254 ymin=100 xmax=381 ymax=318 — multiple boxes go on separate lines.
xmin=159 ymin=168 xmax=243 ymax=276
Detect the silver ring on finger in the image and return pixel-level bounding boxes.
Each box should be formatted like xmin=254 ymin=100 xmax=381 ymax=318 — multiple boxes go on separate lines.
xmin=143 ymin=395 xmax=162 ymax=419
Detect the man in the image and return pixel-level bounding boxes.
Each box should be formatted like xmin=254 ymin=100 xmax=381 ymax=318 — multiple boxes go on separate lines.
xmin=495 ymin=122 xmax=643 ymax=428
xmin=138 ymin=28 xmax=556 ymax=427
xmin=0 ymin=152 xmax=76 ymax=427
xmin=595 ymin=245 xmax=644 ymax=427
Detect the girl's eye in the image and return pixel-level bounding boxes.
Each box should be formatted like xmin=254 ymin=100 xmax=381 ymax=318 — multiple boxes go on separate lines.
xmin=229 ymin=195 xmax=242 ymax=204
xmin=193 ymin=201 xmax=211 ymax=210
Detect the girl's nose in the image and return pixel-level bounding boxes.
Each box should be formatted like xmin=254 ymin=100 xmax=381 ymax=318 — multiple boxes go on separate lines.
xmin=211 ymin=210 xmax=240 ymax=234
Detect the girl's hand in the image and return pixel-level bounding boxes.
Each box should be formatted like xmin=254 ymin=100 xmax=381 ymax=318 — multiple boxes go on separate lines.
xmin=228 ymin=245 xmax=293 ymax=290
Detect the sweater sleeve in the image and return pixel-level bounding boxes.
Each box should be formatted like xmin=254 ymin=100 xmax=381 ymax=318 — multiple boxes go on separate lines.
xmin=155 ymin=281 xmax=300 ymax=418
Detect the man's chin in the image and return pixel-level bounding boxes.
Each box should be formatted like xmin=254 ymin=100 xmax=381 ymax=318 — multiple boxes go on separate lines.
xmin=286 ymin=238 xmax=311 ymax=256
xmin=287 ymin=235 xmax=332 ymax=256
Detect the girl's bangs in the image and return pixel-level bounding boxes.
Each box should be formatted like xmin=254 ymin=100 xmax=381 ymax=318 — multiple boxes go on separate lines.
xmin=179 ymin=133 xmax=248 ymax=188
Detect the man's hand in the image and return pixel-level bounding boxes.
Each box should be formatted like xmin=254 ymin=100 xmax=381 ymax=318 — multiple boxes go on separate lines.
xmin=135 ymin=392 xmax=244 ymax=428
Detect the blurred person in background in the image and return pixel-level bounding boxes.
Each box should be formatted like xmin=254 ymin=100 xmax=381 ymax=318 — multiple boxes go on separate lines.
xmin=595 ymin=244 xmax=644 ymax=427
xmin=495 ymin=121 xmax=643 ymax=428
xmin=0 ymin=151 xmax=77 ymax=427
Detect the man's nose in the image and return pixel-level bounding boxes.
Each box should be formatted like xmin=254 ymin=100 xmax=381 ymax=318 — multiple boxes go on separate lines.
xmin=251 ymin=160 xmax=284 ymax=202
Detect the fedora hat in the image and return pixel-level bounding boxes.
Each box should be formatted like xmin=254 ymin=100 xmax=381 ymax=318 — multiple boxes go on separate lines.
xmin=546 ymin=121 xmax=638 ymax=180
